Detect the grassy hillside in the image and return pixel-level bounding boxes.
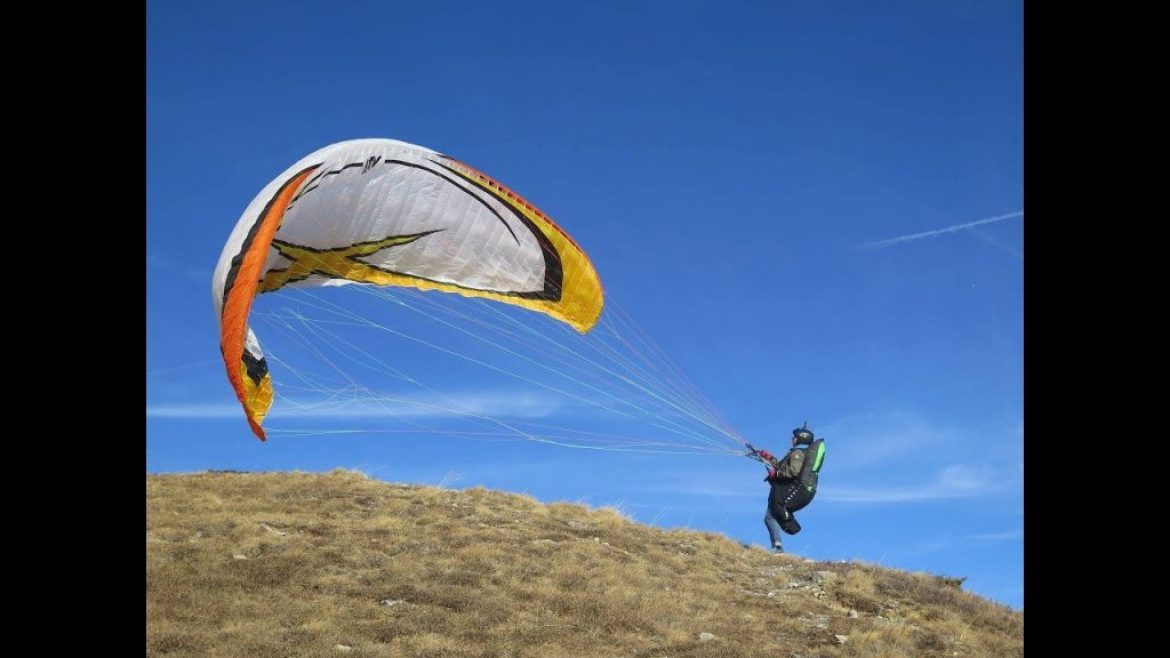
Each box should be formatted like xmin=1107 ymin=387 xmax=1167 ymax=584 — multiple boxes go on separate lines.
xmin=147 ymin=470 xmax=1022 ymax=657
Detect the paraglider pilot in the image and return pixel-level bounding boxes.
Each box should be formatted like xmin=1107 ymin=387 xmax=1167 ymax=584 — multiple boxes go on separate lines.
xmin=749 ymin=424 xmax=826 ymax=553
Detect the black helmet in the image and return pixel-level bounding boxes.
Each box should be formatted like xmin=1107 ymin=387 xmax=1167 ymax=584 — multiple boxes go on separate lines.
xmin=792 ymin=427 xmax=814 ymax=444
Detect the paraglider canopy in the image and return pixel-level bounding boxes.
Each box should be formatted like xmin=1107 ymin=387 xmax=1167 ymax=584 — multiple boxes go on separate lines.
xmin=212 ymin=139 xmax=604 ymax=440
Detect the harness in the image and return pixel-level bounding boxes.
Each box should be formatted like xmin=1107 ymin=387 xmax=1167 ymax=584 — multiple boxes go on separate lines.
xmin=796 ymin=439 xmax=826 ymax=494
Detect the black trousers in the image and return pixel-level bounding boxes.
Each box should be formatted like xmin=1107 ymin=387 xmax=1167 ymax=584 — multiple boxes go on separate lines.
xmin=769 ymin=481 xmax=813 ymax=516
xmin=767 ymin=481 xmax=814 ymax=536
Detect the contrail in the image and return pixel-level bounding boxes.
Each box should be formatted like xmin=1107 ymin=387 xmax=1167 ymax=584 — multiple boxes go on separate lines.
xmin=857 ymin=211 xmax=1023 ymax=250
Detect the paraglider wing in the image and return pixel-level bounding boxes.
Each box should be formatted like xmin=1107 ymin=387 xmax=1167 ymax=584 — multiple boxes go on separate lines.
xmin=212 ymin=139 xmax=604 ymax=440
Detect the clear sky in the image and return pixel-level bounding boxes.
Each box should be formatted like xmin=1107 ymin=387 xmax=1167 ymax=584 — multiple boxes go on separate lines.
xmin=147 ymin=1 xmax=1023 ymax=610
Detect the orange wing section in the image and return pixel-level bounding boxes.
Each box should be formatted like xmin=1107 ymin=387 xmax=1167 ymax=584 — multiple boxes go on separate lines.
xmin=219 ymin=165 xmax=320 ymax=440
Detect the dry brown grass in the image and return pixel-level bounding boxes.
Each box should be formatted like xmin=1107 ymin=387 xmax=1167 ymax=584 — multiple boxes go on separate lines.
xmin=147 ymin=470 xmax=1022 ymax=657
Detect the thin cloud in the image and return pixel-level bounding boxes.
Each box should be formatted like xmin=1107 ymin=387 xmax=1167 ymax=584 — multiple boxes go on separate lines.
xmin=147 ymin=390 xmax=566 ymax=420
xmin=147 ymin=359 xmax=222 ymax=376
xmin=147 ymin=403 xmax=242 ymax=418
xmin=633 ymin=463 xmax=1016 ymax=504
xmin=856 ymin=211 xmax=1023 ymax=250
xmin=968 ymin=228 xmax=1024 ymax=260
xmin=819 ymin=464 xmax=1014 ymax=504
xmin=146 ymin=252 xmax=209 ymax=280
xmin=815 ymin=411 xmax=1024 ymax=474
xmin=820 ymin=487 xmax=981 ymax=504
xmin=814 ymin=411 xmax=950 ymax=473
xmin=633 ymin=484 xmax=756 ymax=499
xmin=626 ymin=412 xmax=1025 ymax=504
xmin=966 ymin=530 xmax=1022 ymax=542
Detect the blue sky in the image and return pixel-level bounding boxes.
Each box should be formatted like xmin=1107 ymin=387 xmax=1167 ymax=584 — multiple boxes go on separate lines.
xmin=147 ymin=1 xmax=1023 ymax=610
